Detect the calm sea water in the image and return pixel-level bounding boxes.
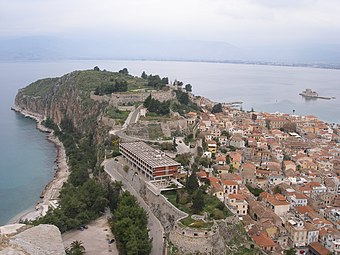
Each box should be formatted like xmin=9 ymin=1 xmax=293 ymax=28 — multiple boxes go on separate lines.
xmin=0 ymin=60 xmax=339 ymax=225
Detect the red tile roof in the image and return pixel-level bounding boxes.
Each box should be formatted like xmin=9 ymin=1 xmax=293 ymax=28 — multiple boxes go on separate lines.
xmin=309 ymin=242 xmax=330 ymax=255
xmin=252 ymin=232 xmax=276 ymax=248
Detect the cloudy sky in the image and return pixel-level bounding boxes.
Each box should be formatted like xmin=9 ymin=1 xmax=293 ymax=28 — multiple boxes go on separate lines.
xmin=1 ymin=0 xmax=340 ymax=62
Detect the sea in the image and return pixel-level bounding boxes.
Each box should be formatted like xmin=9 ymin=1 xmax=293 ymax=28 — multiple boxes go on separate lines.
xmin=0 ymin=60 xmax=340 ymax=225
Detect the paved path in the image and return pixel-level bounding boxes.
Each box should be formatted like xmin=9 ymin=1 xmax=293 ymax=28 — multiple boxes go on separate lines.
xmin=103 ymin=158 xmax=165 ymax=255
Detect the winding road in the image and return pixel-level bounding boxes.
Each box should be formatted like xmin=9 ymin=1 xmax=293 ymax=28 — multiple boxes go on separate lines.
xmin=105 ymin=106 xmax=165 ymax=254
xmin=103 ymin=159 xmax=165 ymax=255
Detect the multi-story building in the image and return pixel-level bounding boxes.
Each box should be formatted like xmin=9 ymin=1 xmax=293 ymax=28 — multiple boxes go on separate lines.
xmin=119 ymin=141 xmax=180 ymax=180
xmin=260 ymin=192 xmax=290 ymax=217
xmin=222 ymin=180 xmax=238 ymax=195
xmin=287 ymin=217 xmax=308 ymax=248
xmin=226 ymin=193 xmax=248 ymax=216
xmin=287 ymin=192 xmax=308 ymax=208
xmin=319 ymin=227 xmax=340 ymax=254
xmin=207 ymin=140 xmax=217 ymax=153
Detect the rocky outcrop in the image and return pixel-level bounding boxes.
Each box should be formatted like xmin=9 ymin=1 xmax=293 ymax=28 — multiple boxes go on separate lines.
xmin=14 ymin=71 xmax=108 ymax=135
xmin=0 ymin=224 xmax=65 ymax=255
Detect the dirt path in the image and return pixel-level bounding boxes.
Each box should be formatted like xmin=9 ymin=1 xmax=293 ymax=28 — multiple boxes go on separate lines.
xmin=62 ymin=214 xmax=118 ymax=255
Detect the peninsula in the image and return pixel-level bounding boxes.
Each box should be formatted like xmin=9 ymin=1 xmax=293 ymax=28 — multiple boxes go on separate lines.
xmin=6 ymin=66 xmax=340 ymax=255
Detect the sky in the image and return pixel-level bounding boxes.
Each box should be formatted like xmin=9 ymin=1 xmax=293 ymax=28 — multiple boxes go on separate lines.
xmin=1 ymin=0 xmax=340 ymax=63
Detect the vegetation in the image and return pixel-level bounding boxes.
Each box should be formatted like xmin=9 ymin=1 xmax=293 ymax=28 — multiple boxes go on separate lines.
xmin=123 ymin=165 xmax=129 ymax=172
xmin=184 ymin=84 xmax=192 ymax=92
xmin=23 ymin=77 xmax=59 ymax=97
xmin=111 ymin=192 xmax=152 ymax=255
xmin=41 ymin=117 xmax=59 ymax=130
xmin=175 ymin=90 xmax=189 ymax=105
xmin=141 ymin=71 xmax=169 ymax=89
xmin=105 ymin=107 xmax=129 ymax=121
xmin=211 ymin=103 xmax=223 ymax=114
xmin=118 ymin=68 xmax=129 ymax=75
xmin=192 ymin=189 xmax=205 ymax=213
xmin=103 ymin=135 xmax=121 ymax=158
xmin=33 ymin=120 xmax=120 ymax=234
xmin=162 ymin=188 xmax=232 ymax=220
xmin=175 ymin=153 xmax=191 ymax=166
xmin=246 ymin=184 xmax=264 ymax=197
xmin=94 ymin=79 xmax=128 ymax=95
xmin=284 ymin=248 xmax=297 ymax=255
xmin=143 ymin=95 xmax=170 ymax=115
xmin=180 ymin=217 xmax=213 ymax=229
xmin=65 ymin=240 xmax=86 ymax=255
xmin=35 ymin=120 xmax=152 ymax=254
xmin=186 ymin=171 xmax=199 ymax=194
xmin=171 ymin=90 xmax=201 ymax=116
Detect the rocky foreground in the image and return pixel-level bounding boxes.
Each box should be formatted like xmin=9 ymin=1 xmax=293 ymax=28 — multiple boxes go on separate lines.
xmin=0 ymin=224 xmax=65 ymax=255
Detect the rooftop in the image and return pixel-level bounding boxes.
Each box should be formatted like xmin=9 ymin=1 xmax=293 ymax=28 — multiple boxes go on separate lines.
xmin=120 ymin=142 xmax=180 ymax=168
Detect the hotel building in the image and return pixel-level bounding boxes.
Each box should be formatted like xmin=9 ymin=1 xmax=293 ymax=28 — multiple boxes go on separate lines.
xmin=119 ymin=141 xmax=180 ymax=180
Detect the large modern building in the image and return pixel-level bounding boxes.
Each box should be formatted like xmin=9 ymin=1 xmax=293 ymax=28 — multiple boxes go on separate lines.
xmin=119 ymin=141 xmax=180 ymax=180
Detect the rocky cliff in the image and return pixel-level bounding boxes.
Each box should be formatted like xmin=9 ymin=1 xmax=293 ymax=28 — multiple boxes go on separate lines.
xmin=14 ymin=70 xmax=111 ymax=134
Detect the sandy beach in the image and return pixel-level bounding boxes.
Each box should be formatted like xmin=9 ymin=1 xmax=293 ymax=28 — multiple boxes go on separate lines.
xmin=9 ymin=106 xmax=69 ymax=223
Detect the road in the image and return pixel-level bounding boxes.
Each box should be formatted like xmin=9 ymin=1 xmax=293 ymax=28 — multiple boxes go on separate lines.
xmin=103 ymin=158 xmax=165 ymax=255
xmin=115 ymin=106 xmax=173 ymax=144
xmin=175 ymin=137 xmax=190 ymax=154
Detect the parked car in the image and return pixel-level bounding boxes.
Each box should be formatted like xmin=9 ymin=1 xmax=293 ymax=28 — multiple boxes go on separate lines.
xmin=79 ymin=224 xmax=88 ymax=230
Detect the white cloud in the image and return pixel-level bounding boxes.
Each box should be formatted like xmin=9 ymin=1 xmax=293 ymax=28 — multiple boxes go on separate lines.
xmin=1 ymin=0 xmax=340 ymax=45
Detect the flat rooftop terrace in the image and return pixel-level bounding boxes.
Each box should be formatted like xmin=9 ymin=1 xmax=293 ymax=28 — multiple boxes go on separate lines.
xmin=120 ymin=141 xmax=180 ymax=168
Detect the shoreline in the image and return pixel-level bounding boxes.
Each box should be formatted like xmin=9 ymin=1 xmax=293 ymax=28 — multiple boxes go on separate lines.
xmin=8 ymin=105 xmax=69 ymax=224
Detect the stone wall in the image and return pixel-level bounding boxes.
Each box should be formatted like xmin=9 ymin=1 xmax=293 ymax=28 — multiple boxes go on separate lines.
xmin=169 ymin=221 xmax=226 ymax=255
xmin=109 ymin=90 xmax=176 ymax=107
xmin=90 ymin=92 xmax=110 ymax=103
xmin=144 ymin=190 xmax=187 ymax=233
xmin=143 ymin=183 xmax=227 ymax=254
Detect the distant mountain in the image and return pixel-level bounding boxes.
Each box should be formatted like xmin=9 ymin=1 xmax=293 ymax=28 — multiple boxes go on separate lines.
xmin=1 ymin=36 xmax=339 ymax=67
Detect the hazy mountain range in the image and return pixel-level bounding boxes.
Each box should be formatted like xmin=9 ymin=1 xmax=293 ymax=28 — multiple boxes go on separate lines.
xmin=1 ymin=36 xmax=340 ymax=67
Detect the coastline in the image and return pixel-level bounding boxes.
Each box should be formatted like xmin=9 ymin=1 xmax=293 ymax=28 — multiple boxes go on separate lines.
xmin=8 ymin=106 xmax=69 ymax=224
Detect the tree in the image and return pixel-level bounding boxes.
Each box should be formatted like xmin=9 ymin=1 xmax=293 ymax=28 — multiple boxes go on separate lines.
xmin=175 ymin=153 xmax=191 ymax=166
xmin=186 ymin=171 xmax=199 ymax=193
xmin=245 ymin=184 xmax=264 ymax=197
xmin=161 ymin=77 xmax=169 ymax=84
xmin=65 ymin=240 xmax=86 ymax=255
xmin=143 ymin=94 xmax=152 ymax=108
xmin=141 ymin=71 xmax=148 ymax=79
xmin=211 ymin=103 xmax=223 ymax=113
xmin=284 ymin=248 xmax=296 ymax=255
xmin=273 ymin=186 xmax=282 ymax=194
xmin=123 ymin=165 xmax=129 ymax=172
xmin=176 ymin=90 xmax=189 ymax=105
xmin=112 ymin=192 xmax=152 ymax=255
xmin=118 ymin=68 xmax=129 ymax=75
xmin=185 ymin=84 xmax=192 ymax=92
xmin=192 ymin=190 xmax=204 ymax=213
xmin=226 ymin=155 xmax=231 ymax=165
xmin=143 ymin=95 xmax=170 ymax=115
xmin=93 ymin=66 xmax=100 ymax=71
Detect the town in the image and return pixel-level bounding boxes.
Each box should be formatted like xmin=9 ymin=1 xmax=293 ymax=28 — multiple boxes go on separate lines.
xmin=110 ymin=82 xmax=340 ymax=255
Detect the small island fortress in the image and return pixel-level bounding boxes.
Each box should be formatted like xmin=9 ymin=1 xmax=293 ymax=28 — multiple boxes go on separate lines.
xmin=299 ymin=88 xmax=335 ymax=100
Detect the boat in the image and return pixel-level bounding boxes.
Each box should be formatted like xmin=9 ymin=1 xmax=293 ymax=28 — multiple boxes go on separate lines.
xmin=299 ymin=89 xmax=332 ymax=100
xmin=299 ymin=89 xmax=319 ymax=98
